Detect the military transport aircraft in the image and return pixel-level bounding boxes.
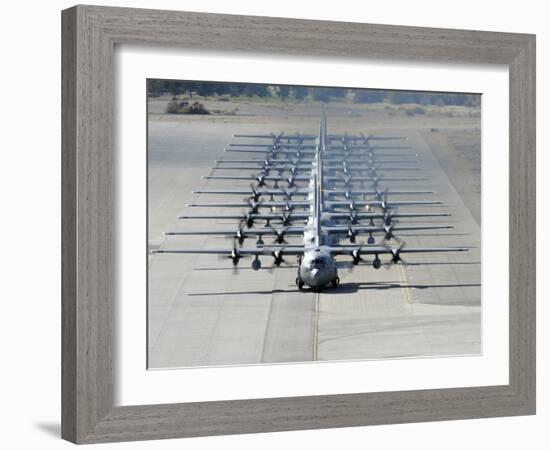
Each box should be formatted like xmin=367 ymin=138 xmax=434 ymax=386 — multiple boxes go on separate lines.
xmin=153 ymin=111 xmax=468 ymax=291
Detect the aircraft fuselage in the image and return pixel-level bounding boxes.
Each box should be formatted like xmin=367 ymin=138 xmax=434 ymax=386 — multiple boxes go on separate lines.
xmin=298 ymin=247 xmax=339 ymax=290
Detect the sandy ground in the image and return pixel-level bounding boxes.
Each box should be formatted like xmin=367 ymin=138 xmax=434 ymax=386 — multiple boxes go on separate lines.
xmin=147 ymin=97 xmax=481 ymax=368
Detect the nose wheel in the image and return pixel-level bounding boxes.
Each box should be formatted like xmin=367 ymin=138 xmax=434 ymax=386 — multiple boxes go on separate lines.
xmin=295 ymin=277 xmax=304 ymax=290
xmin=331 ymin=277 xmax=340 ymax=288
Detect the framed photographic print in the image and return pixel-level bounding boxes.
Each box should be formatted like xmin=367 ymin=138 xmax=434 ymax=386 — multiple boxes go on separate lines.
xmin=62 ymin=5 xmax=536 ymax=444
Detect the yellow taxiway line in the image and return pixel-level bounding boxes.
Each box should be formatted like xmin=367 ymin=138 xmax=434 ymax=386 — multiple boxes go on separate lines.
xmin=398 ymin=264 xmax=413 ymax=304
xmin=313 ymin=292 xmax=320 ymax=361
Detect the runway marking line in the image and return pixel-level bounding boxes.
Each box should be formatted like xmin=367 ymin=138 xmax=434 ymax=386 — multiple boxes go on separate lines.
xmin=398 ymin=264 xmax=413 ymax=304
xmin=313 ymin=292 xmax=320 ymax=361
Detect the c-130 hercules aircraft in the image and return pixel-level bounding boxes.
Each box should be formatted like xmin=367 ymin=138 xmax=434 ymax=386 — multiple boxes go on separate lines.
xmin=154 ymin=111 xmax=469 ymax=291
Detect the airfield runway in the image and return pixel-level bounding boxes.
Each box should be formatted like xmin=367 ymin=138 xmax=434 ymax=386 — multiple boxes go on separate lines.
xmin=147 ymin=105 xmax=481 ymax=369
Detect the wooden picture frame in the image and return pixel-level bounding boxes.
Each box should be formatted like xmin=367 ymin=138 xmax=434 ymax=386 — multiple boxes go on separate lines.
xmin=61 ymin=5 xmax=536 ymax=444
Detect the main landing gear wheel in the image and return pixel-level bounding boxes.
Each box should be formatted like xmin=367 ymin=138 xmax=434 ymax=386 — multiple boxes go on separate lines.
xmin=331 ymin=277 xmax=340 ymax=288
xmin=296 ymin=277 xmax=304 ymax=290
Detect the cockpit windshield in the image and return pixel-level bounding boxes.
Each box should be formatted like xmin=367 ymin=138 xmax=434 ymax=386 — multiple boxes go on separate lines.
xmin=309 ymin=258 xmax=326 ymax=270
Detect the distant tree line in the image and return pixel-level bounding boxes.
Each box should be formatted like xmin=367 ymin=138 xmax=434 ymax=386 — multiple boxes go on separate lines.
xmin=354 ymin=89 xmax=480 ymax=107
xmin=147 ymin=79 xmax=480 ymax=107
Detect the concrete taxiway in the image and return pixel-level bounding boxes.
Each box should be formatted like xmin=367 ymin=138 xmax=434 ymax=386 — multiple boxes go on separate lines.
xmin=147 ymin=108 xmax=481 ymax=369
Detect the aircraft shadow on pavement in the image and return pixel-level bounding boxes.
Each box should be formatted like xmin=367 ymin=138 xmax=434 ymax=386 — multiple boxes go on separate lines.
xmin=188 ymin=287 xmax=302 ymax=296
xmin=187 ymin=281 xmax=481 ymax=296
xmin=331 ymin=281 xmax=481 ymax=294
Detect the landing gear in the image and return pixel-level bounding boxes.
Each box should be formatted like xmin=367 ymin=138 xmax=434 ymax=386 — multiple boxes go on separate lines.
xmin=296 ymin=277 xmax=304 ymax=290
xmin=367 ymin=234 xmax=375 ymax=244
xmin=331 ymin=277 xmax=340 ymax=288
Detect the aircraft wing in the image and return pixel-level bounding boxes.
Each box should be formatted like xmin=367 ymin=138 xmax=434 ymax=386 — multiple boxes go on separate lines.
xmin=225 ymin=148 xmax=316 ymax=154
xmin=324 ymin=167 xmax=420 ymax=172
xmin=215 ymin=160 xmax=312 ymax=165
xmin=203 ymin=175 xmax=311 ymax=181
xmin=178 ymin=212 xmax=310 ymax=220
xmin=165 ymin=226 xmax=308 ymax=237
xmin=327 ymin=245 xmax=469 ymax=256
xmin=364 ymin=135 xmax=407 ymax=141
xmin=324 ymin=176 xmax=427 ymax=182
xmin=213 ymin=166 xmax=312 ymax=172
xmin=324 ymin=200 xmax=443 ymax=207
xmin=227 ymin=143 xmax=316 ymax=149
xmin=325 ymin=212 xmax=450 ymax=219
xmin=324 ymin=189 xmax=434 ymax=196
xmin=327 ymin=134 xmax=407 ymax=142
xmin=186 ymin=201 xmax=310 ymax=208
xmin=322 ymin=224 xmax=453 ymax=233
xmin=325 ymin=155 xmax=418 ymax=162
xmin=192 ymin=189 xmax=310 ymax=196
xmin=233 ymin=134 xmax=280 ymax=139
xmin=233 ymin=133 xmax=316 ymax=140
xmin=213 ymin=165 xmax=417 ymax=172
xmin=153 ymin=246 xmax=306 ymax=256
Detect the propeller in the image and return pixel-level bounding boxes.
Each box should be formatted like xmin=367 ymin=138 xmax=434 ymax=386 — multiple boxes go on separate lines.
xmin=383 ymin=222 xmax=401 ymax=242
xmin=255 ymin=172 xmax=267 ymax=186
xmin=247 ymin=198 xmax=263 ymax=214
xmin=345 ymin=247 xmax=384 ymax=271
xmin=379 ymin=187 xmax=390 ymax=211
xmin=218 ymin=245 xmax=243 ymax=274
xmin=249 ymin=183 xmax=261 ymax=202
xmin=267 ymin=249 xmax=291 ymax=272
xmin=348 ymin=211 xmax=359 ymax=225
xmin=391 ymin=242 xmax=406 ymax=263
xmin=384 ymin=242 xmax=407 ymax=269
xmin=272 ymin=250 xmax=285 ymax=267
xmin=364 ymin=166 xmax=376 ymax=177
xmin=351 ymin=248 xmax=363 ymax=265
xmin=282 ymin=188 xmax=295 ymax=200
xmin=280 ymin=212 xmax=292 ymax=225
xmin=273 ymin=227 xmax=288 ymax=244
xmin=383 ymin=208 xmax=397 ymax=226
xmin=239 ymin=211 xmax=255 ymax=229
xmin=235 ymin=226 xmax=247 ymax=245
xmin=347 ymin=226 xmax=357 ymax=243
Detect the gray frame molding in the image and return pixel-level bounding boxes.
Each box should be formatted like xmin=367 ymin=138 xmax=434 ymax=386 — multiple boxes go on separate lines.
xmin=61 ymin=5 xmax=536 ymax=444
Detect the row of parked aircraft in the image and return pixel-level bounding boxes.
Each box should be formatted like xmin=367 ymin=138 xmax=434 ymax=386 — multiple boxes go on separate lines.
xmin=153 ymin=111 xmax=468 ymax=290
